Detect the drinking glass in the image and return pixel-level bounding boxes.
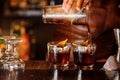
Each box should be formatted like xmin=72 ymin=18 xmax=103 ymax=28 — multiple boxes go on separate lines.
xmin=72 ymin=43 xmax=96 ymax=70
xmin=47 ymin=41 xmax=71 ymax=69
xmin=0 ymin=36 xmax=25 ymax=80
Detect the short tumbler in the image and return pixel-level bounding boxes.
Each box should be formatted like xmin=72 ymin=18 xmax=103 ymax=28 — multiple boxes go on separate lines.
xmin=72 ymin=43 xmax=96 ymax=70
xmin=47 ymin=42 xmax=71 ymax=69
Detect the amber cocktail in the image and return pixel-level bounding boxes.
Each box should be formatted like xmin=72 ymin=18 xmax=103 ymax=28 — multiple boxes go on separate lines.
xmin=47 ymin=42 xmax=71 ymax=69
xmin=72 ymin=43 xmax=96 ymax=70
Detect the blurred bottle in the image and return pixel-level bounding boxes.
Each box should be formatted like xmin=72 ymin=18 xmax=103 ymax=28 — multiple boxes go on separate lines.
xmin=0 ymin=28 xmax=5 ymax=58
xmin=19 ymin=0 xmax=28 ymax=10
xmin=10 ymin=20 xmax=31 ymax=61
xmin=0 ymin=39 xmax=5 ymax=58
xmin=29 ymin=29 xmax=36 ymax=60
xmin=8 ymin=0 xmax=19 ymax=11
xmin=8 ymin=0 xmax=50 ymax=11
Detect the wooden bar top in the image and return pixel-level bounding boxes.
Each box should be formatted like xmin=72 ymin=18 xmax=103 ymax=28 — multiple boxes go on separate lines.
xmin=0 ymin=61 xmax=119 ymax=80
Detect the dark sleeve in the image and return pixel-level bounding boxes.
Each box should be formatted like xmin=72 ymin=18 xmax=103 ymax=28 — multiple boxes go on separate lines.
xmin=93 ymin=30 xmax=118 ymax=60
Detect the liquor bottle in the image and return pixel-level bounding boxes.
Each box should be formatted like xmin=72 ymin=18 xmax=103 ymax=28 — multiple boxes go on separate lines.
xmin=10 ymin=20 xmax=31 ymax=61
xmin=0 ymin=38 xmax=5 ymax=58
xmin=0 ymin=28 xmax=5 ymax=58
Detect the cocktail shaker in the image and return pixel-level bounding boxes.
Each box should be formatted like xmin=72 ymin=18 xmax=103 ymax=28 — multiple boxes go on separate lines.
xmin=42 ymin=0 xmax=89 ymax=25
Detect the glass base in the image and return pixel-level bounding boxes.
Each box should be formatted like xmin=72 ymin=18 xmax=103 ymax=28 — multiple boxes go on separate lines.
xmin=79 ymin=64 xmax=94 ymax=70
xmin=50 ymin=63 xmax=69 ymax=70
xmin=0 ymin=54 xmax=25 ymax=71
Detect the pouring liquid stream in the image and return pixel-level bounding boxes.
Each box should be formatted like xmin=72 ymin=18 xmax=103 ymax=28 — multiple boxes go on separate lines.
xmin=87 ymin=25 xmax=92 ymax=45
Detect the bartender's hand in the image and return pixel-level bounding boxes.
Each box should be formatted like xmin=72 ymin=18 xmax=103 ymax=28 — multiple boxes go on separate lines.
xmin=62 ymin=0 xmax=84 ymax=12
xmin=62 ymin=0 xmax=120 ymax=37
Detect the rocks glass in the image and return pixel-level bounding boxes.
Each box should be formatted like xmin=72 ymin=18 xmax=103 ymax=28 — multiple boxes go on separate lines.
xmin=47 ymin=42 xmax=71 ymax=69
xmin=72 ymin=43 xmax=96 ymax=70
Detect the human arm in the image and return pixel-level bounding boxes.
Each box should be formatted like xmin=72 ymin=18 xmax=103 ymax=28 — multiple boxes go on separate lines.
xmin=62 ymin=0 xmax=84 ymax=11
xmin=62 ymin=0 xmax=120 ymax=37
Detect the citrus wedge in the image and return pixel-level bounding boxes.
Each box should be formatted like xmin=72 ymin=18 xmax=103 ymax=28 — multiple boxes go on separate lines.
xmin=57 ymin=39 xmax=68 ymax=47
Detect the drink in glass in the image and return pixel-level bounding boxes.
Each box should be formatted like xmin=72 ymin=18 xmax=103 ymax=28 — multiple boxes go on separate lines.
xmin=72 ymin=43 xmax=96 ymax=70
xmin=47 ymin=42 xmax=71 ymax=69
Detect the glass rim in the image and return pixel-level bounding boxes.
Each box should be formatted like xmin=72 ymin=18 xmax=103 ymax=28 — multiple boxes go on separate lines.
xmin=72 ymin=43 xmax=96 ymax=47
xmin=47 ymin=41 xmax=72 ymax=48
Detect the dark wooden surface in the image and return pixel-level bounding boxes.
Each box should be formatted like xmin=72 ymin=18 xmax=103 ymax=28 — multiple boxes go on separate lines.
xmin=0 ymin=61 xmax=120 ymax=80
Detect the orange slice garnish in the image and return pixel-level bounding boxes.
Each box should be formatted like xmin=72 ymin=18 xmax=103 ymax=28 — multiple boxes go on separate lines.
xmin=57 ymin=39 xmax=68 ymax=47
xmin=81 ymin=39 xmax=89 ymax=46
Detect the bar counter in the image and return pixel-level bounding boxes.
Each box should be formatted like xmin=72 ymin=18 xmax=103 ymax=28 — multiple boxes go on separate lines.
xmin=0 ymin=61 xmax=119 ymax=80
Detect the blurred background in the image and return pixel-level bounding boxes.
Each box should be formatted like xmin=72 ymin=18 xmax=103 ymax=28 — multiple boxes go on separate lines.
xmin=0 ymin=0 xmax=63 ymax=61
